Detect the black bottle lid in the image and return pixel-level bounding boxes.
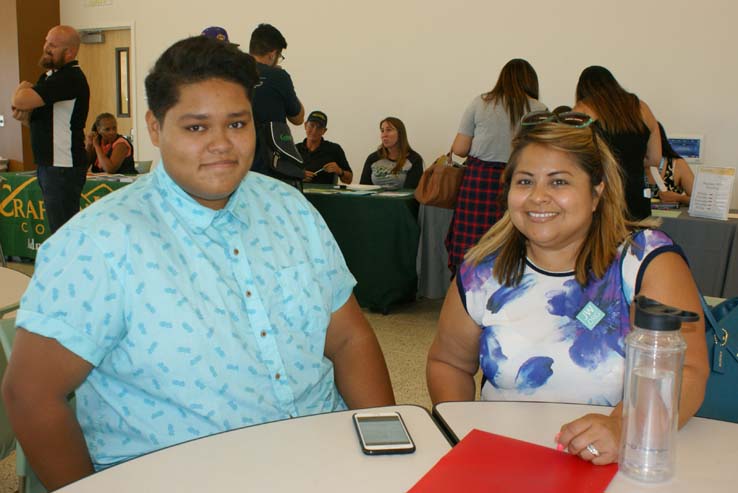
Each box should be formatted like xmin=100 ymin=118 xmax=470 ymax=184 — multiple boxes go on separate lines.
xmin=634 ymin=295 xmax=700 ymax=331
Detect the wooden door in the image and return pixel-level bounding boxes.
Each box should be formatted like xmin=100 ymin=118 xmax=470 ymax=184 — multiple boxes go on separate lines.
xmin=77 ymin=29 xmax=132 ymax=137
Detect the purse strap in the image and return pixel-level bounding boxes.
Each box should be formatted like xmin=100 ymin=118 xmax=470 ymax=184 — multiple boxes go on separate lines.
xmin=700 ymin=295 xmax=738 ymax=365
xmin=700 ymin=295 xmax=722 ymax=340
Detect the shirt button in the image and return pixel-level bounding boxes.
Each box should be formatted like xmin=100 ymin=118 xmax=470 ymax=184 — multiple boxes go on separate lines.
xmin=260 ymin=330 xmax=266 ymax=337
xmin=233 ymin=248 xmax=239 ymax=255
xmin=246 ymin=290 xmax=252 ymax=297
xmin=275 ymin=373 xmax=281 ymax=380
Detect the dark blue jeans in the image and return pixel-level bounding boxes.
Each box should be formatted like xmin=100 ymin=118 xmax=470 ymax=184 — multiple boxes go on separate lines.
xmin=36 ymin=165 xmax=87 ymax=234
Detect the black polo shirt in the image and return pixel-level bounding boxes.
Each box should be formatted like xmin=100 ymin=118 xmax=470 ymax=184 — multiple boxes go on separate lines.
xmin=252 ymin=62 xmax=302 ymax=124
xmin=29 ymin=60 xmax=90 ymax=167
xmin=296 ymin=138 xmax=352 ymax=185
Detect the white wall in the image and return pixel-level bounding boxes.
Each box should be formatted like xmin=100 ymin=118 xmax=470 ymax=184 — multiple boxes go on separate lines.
xmin=61 ymin=0 xmax=738 ymax=206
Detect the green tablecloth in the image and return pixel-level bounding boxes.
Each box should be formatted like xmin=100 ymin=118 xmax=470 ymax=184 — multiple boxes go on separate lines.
xmin=304 ymin=186 xmax=420 ymax=313
xmin=0 ymin=172 xmax=128 ymax=258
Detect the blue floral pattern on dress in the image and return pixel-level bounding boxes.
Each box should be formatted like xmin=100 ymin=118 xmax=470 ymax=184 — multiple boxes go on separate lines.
xmin=460 ymin=254 xmax=496 ymax=292
xmin=479 ymin=326 xmax=506 ymax=387
xmin=547 ymin=270 xmax=625 ymax=370
xmin=515 ymin=356 xmax=554 ymax=392
xmin=459 ymin=229 xmax=679 ymax=404
xmin=487 ymin=275 xmax=533 ymax=314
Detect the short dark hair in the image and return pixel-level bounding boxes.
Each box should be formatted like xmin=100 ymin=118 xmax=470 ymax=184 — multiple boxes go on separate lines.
xmin=145 ymin=36 xmax=259 ymax=122
xmin=249 ymin=23 xmax=287 ymax=56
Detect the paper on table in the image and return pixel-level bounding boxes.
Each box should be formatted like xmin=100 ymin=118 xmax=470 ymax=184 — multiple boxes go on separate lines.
xmin=341 ymin=190 xmax=377 ymax=196
xmin=688 ymin=166 xmax=735 ymax=220
xmin=303 ymin=188 xmax=340 ymax=195
xmin=87 ymin=173 xmax=138 ymax=182
xmin=345 ymin=184 xmax=382 ymax=191
xmin=651 ymin=209 xmax=683 ymax=218
xmin=376 ymin=191 xmax=413 ymax=197
xmin=649 ymin=166 xmax=667 ymax=192
xmin=408 ymin=429 xmax=618 ymax=493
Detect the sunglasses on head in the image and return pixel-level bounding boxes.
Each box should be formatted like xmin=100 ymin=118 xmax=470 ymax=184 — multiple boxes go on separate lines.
xmin=521 ymin=110 xmax=594 ymax=129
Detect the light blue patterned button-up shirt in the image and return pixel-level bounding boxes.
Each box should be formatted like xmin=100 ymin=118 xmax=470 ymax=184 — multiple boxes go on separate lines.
xmin=17 ymin=163 xmax=356 ymax=469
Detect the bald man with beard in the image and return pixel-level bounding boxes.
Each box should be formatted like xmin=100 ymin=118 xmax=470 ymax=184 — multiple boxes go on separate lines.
xmin=12 ymin=25 xmax=90 ymax=234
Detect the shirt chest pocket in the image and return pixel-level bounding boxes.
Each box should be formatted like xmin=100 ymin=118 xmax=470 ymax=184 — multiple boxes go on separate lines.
xmin=267 ymin=264 xmax=331 ymax=344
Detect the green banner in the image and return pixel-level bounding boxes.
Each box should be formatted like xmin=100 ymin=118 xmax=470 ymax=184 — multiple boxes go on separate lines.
xmin=0 ymin=172 xmax=128 ymax=259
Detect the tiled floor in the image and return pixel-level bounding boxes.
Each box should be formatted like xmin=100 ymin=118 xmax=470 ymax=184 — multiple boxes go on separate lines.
xmin=0 ymin=454 xmax=14 ymax=493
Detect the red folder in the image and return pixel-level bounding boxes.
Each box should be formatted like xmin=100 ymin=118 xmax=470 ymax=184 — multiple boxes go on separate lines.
xmin=408 ymin=429 xmax=618 ymax=493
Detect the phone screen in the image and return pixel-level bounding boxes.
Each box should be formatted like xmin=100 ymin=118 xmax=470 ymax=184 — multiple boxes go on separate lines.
xmin=357 ymin=415 xmax=411 ymax=446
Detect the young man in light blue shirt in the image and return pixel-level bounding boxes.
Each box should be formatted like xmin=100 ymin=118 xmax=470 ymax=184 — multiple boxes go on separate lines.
xmin=3 ymin=36 xmax=394 ymax=491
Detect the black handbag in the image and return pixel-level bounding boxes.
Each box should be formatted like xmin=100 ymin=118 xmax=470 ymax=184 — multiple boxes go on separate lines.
xmin=696 ymin=296 xmax=738 ymax=423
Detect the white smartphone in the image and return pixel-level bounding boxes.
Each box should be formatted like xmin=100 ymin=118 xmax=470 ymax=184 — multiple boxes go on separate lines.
xmin=353 ymin=412 xmax=416 ymax=455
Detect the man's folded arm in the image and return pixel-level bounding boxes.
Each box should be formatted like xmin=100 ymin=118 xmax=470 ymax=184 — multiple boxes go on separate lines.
xmin=12 ymin=82 xmax=45 ymax=111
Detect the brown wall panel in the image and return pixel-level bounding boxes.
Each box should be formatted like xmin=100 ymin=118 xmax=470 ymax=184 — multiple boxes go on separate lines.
xmin=0 ymin=0 xmax=22 ymax=165
xmin=15 ymin=0 xmax=60 ymax=168
xmin=77 ymin=29 xmax=132 ymax=137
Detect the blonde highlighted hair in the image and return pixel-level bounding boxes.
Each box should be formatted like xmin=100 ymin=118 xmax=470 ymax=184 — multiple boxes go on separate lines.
xmin=465 ymin=122 xmax=659 ymax=286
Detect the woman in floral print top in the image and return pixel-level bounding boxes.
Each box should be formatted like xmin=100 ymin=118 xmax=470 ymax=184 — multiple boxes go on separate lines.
xmin=427 ymin=117 xmax=708 ymax=466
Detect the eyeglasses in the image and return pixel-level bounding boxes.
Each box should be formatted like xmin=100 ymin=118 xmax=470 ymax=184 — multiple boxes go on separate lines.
xmin=278 ymin=53 xmax=285 ymax=62
xmin=521 ymin=110 xmax=594 ymax=129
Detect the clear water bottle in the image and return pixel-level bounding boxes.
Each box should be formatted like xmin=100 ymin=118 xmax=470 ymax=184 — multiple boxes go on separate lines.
xmin=619 ymin=295 xmax=698 ymax=482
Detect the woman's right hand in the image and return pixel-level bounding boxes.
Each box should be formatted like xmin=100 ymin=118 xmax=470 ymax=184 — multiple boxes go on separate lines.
xmin=85 ymin=131 xmax=97 ymax=148
xmin=558 ymin=412 xmax=622 ymax=465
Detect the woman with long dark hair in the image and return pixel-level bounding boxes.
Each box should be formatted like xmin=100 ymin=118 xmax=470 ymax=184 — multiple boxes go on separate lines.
xmin=360 ymin=116 xmax=423 ymax=189
xmin=445 ymin=59 xmax=546 ymax=271
xmin=574 ymin=66 xmax=661 ymax=220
